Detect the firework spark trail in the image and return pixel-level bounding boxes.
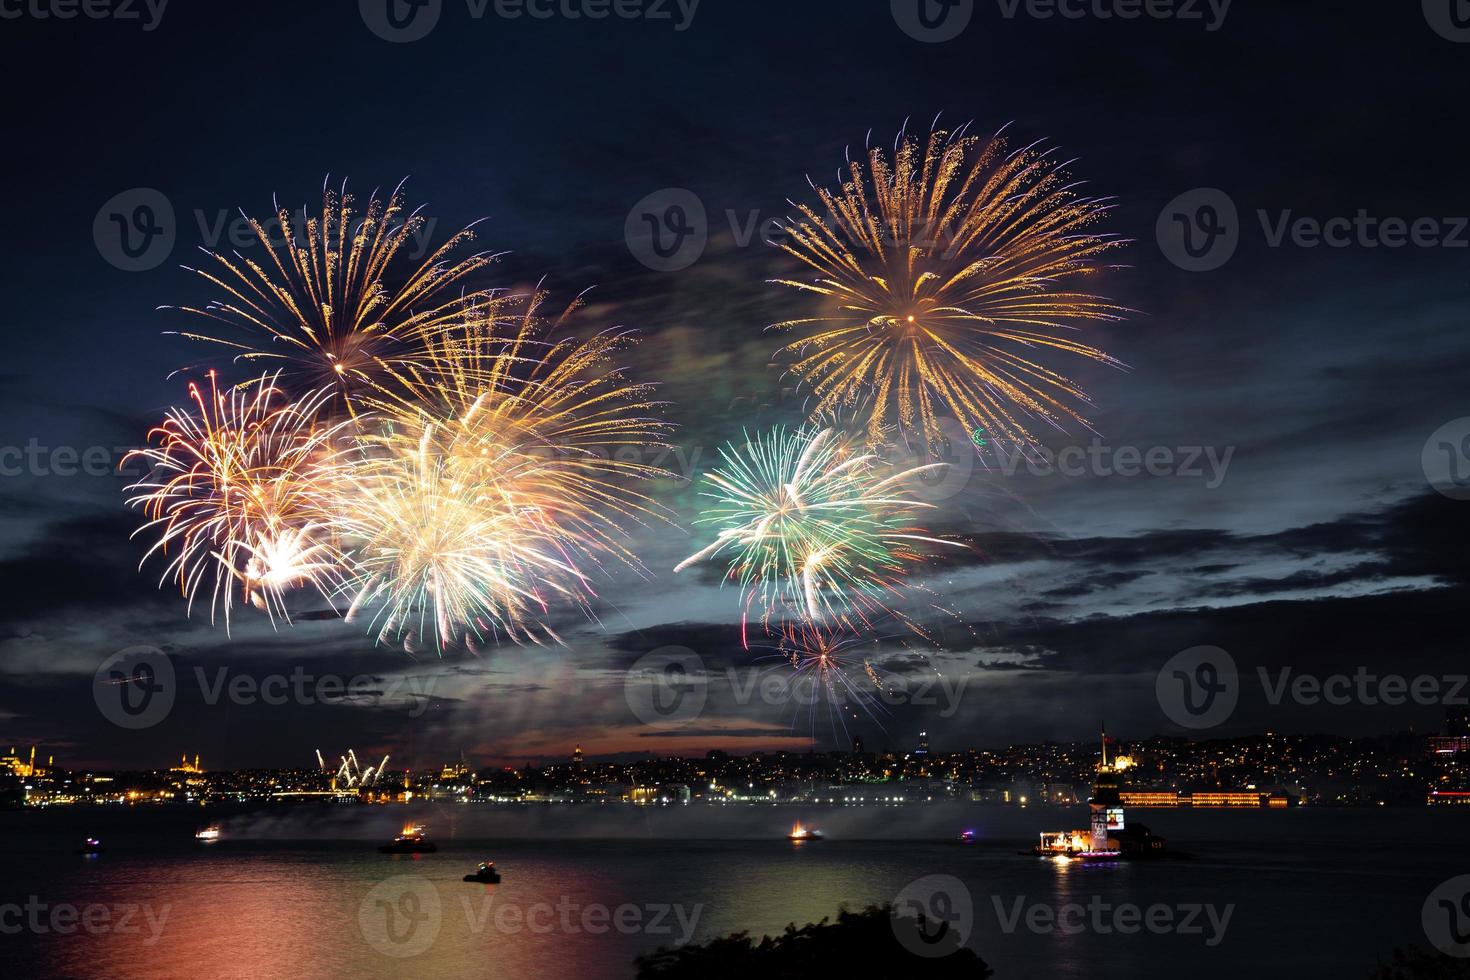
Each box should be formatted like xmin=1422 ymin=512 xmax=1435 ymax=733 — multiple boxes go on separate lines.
xmin=751 ymin=621 xmax=897 ymax=744
xmin=674 ymin=425 xmax=961 ymax=642
xmin=124 ymin=372 xmax=351 ymax=631
xmin=166 ymin=179 xmax=503 ymax=412
xmin=770 ymin=123 xmax=1129 ymax=451
xmin=331 ymin=291 xmax=675 ymax=652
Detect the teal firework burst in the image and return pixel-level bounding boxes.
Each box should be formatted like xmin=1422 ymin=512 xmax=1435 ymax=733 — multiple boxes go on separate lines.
xmin=674 ymin=426 xmax=958 ymax=639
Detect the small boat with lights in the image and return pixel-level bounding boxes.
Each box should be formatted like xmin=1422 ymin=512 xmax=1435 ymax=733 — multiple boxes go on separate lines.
xmin=194 ymin=826 xmax=221 ymax=842
xmin=958 ymin=829 xmax=976 ymax=843
xmin=379 ymin=825 xmax=437 ymax=854
xmin=787 ymin=823 xmax=824 ymax=842
xmin=463 ymin=861 xmax=501 ymax=884
xmin=75 ymin=837 xmax=102 ymax=855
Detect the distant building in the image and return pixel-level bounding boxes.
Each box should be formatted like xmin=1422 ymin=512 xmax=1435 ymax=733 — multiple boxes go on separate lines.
xmin=1429 ymin=708 xmax=1470 ymax=755
xmin=1 ymin=747 xmax=44 ymax=778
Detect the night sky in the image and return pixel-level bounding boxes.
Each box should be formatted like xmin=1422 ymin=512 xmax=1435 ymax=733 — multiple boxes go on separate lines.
xmin=2 ymin=0 xmax=1468 ymax=770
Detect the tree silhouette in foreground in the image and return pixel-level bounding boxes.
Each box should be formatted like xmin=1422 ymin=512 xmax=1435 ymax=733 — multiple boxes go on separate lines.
xmin=635 ymin=903 xmax=993 ymax=978
xmin=1370 ymin=945 xmax=1470 ymax=979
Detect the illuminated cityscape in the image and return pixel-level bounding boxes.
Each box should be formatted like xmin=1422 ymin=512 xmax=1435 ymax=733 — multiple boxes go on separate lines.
xmin=3 ymin=3 xmax=1469 ymax=977
xmin=5 ymin=721 xmax=1467 ymax=810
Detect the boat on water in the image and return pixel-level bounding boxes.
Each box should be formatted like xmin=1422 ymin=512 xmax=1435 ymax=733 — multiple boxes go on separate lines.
xmin=75 ymin=837 xmax=102 ymax=855
xmin=194 ymin=826 xmax=221 ymax=842
xmin=379 ymin=824 xmax=437 ymax=854
xmin=463 ymin=861 xmax=501 ymax=884
xmin=787 ymin=823 xmax=824 ymax=842
xmin=958 ymin=829 xmax=977 ymax=843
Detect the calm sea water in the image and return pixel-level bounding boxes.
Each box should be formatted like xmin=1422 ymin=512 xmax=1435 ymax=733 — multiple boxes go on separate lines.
xmin=0 ymin=803 xmax=1461 ymax=978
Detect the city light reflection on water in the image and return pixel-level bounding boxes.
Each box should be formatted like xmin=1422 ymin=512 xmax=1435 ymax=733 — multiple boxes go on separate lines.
xmin=1 ymin=807 xmax=1463 ymax=979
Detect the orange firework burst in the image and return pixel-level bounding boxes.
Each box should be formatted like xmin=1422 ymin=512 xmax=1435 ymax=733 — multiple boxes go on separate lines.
xmin=124 ymin=373 xmax=351 ymax=630
xmin=168 ymin=180 xmax=501 ymax=412
xmin=771 ymin=123 xmax=1128 ymax=450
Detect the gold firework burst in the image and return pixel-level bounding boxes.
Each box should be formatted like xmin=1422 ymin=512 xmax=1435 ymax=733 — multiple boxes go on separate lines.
xmin=771 ymin=124 xmax=1128 ymax=450
xmin=332 ymin=292 xmax=674 ymax=651
xmin=168 ymin=180 xmax=501 ymax=411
